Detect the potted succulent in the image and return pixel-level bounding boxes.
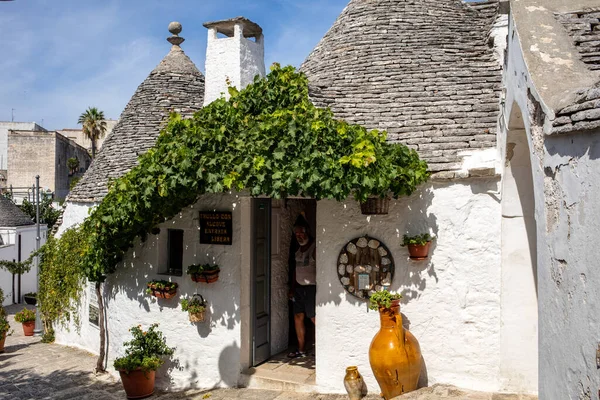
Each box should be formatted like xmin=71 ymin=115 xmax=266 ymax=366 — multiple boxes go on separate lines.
xmin=401 ymin=233 xmax=433 ymax=259
xmin=181 ymin=294 xmax=207 ymax=323
xmin=14 ymin=308 xmax=36 ymax=336
xmin=23 ymin=292 xmax=37 ymax=305
xmin=187 ymin=264 xmax=220 ymax=283
xmin=146 ymin=280 xmax=178 ymax=299
xmin=114 ymin=323 xmax=174 ymax=399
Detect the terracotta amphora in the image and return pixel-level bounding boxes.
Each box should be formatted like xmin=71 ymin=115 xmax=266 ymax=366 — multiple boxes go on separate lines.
xmin=369 ymin=299 xmax=422 ymax=399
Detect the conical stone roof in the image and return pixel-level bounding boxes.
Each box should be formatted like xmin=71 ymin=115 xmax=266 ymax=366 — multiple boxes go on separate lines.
xmin=0 ymin=196 xmax=34 ymax=227
xmin=300 ymin=0 xmax=502 ymax=173
xmin=68 ymin=27 xmax=205 ymax=203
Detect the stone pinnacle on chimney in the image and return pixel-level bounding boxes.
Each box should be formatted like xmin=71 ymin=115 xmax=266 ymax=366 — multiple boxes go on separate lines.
xmin=167 ymin=21 xmax=185 ymax=46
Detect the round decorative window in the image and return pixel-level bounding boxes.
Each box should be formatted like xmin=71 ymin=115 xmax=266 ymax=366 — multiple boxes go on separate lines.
xmin=337 ymin=236 xmax=395 ymax=300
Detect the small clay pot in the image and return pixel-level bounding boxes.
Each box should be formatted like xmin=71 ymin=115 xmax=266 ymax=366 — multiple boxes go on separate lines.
xmin=22 ymin=321 xmax=35 ymax=336
xmin=407 ymin=242 xmax=431 ymax=259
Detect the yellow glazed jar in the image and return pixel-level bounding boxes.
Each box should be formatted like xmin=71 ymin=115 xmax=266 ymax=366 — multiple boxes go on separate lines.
xmin=368 ymin=299 xmax=422 ymax=399
xmin=343 ymin=366 xmax=365 ymax=400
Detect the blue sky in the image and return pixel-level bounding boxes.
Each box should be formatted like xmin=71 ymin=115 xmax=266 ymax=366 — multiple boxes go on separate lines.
xmin=0 ymin=0 xmax=349 ymax=130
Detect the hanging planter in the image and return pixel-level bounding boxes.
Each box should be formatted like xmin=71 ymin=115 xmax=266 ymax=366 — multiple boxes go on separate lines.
xmin=187 ymin=264 xmax=220 ymax=284
xmin=146 ymin=280 xmax=178 ymax=299
xmin=360 ymin=197 xmax=390 ymax=215
xmin=181 ymin=294 xmax=207 ymax=323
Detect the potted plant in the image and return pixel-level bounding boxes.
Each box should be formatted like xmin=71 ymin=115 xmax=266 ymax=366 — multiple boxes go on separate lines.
xmin=23 ymin=292 xmax=37 ymax=305
xmin=114 ymin=323 xmax=174 ymax=399
xmin=181 ymin=294 xmax=207 ymax=322
xmin=14 ymin=308 xmax=36 ymax=336
xmin=187 ymin=264 xmax=220 ymax=283
xmin=146 ymin=280 xmax=178 ymax=299
xmin=401 ymin=233 xmax=433 ymax=259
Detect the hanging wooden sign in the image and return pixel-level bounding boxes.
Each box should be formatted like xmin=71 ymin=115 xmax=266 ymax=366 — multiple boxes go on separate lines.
xmin=199 ymin=211 xmax=233 ymax=245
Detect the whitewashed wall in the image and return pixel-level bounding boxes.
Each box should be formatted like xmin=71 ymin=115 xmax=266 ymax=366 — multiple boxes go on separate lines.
xmin=55 ymin=193 xmax=245 ymax=390
xmin=501 ymin=6 xmax=600 ymax=397
xmin=314 ymin=179 xmax=502 ymax=393
xmin=0 ymin=225 xmax=46 ymax=306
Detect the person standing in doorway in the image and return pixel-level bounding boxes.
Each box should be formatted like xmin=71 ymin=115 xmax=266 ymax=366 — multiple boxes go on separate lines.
xmin=288 ymin=216 xmax=316 ymax=358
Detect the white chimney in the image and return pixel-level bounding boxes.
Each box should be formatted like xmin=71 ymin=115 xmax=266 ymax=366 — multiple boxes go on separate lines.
xmin=203 ymin=17 xmax=266 ymax=106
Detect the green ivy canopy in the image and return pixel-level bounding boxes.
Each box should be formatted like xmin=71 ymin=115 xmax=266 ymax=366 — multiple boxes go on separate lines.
xmin=78 ymin=64 xmax=429 ymax=281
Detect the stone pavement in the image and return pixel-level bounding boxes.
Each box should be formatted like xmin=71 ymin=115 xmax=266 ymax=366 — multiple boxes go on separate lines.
xmin=0 ymin=305 xmax=537 ymax=400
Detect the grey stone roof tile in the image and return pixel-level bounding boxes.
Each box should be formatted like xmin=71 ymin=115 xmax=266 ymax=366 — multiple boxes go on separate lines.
xmin=68 ymin=45 xmax=205 ymax=203
xmin=300 ymin=0 xmax=502 ymax=172
xmin=0 ymin=196 xmax=34 ymax=227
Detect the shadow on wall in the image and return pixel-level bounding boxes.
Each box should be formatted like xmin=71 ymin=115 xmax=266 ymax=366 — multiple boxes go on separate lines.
xmin=101 ymin=230 xmax=241 ymax=388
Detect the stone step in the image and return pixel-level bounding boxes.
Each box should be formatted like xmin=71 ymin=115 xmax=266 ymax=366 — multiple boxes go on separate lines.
xmin=239 ymin=368 xmax=317 ymax=393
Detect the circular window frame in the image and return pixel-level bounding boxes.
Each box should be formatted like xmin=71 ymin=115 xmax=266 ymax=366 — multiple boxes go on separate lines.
xmin=336 ymin=235 xmax=395 ymax=301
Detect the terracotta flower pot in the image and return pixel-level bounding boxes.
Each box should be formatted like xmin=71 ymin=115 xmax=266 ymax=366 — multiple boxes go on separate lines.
xmin=369 ymin=299 xmax=422 ymax=399
xmin=22 ymin=321 xmax=35 ymax=336
xmin=0 ymin=332 xmax=6 ymax=352
xmin=407 ymin=241 xmax=431 ymax=259
xmin=119 ymin=369 xmax=155 ymax=399
xmin=150 ymin=289 xmax=177 ymax=299
xmin=191 ymin=270 xmax=220 ymax=283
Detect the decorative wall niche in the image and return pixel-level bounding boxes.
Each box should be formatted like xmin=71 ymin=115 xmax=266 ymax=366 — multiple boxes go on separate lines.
xmin=337 ymin=236 xmax=394 ymax=300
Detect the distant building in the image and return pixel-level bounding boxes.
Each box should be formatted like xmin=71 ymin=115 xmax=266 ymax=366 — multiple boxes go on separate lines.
xmin=0 ymin=122 xmax=46 ymax=189
xmin=57 ymin=119 xmax=117 ymax=156
xmin=7 ymin=129 xmax=91 ymax=201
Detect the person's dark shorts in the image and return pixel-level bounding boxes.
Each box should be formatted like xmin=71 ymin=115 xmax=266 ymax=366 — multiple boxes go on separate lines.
xmin=293 ymin=285 xmax=316 ymax=319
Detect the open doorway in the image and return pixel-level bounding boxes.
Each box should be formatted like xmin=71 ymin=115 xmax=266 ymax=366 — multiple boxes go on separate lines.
xmin=249 ymin=198 xmax=317 ymax=387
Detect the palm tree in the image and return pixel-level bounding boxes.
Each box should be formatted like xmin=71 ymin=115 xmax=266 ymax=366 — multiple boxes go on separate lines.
xmin=77 ymin=107 xmax=107 ymax=158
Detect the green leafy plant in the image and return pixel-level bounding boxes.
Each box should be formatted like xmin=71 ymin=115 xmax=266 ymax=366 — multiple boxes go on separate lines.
xmin=186 ymin=264 xmax=219 ymax=275
xmin=19 ymin=195 xmax=62 ymax=229
xmin=69 ymin=177 xmax=81 ymax=191
xmin=0 ymin=259 xmax=33 ymax=275
xmin=401 ymin=233 xmax=433 ymax=246
xmin=14 ymin=308 xmax=36 ymax=323
xmin=113 ymin=323 xmax=174 ymax=373
xmin=37 ymin=228 xmax=85 ymax=334
xmin=180 ymin=296 xmax=206 ymax=314
xmin=67 ymin=157 xmax=80 ymax=175
xmin=0 ymin=315 xmax=11 ymax=336
xmin=145 ymin=280 xmax=178 ymax=295
xmin=369 ymin=289 xmax=402 ymax=311
xmin=41 ymin=328 xmax=55 ymax=343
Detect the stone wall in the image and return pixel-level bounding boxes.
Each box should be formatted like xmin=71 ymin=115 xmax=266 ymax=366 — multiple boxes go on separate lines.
xmin=7 ymin=130 xmax=56 ymax=195
xmin=7 ymin=130 xmax=91 ymax=201
xmin=0 ymin=122 xmax=45 ymax=171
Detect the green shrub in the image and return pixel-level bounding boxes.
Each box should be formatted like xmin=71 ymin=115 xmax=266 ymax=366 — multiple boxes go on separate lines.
xmin=113 ymin=324 xmax=174 ymax=373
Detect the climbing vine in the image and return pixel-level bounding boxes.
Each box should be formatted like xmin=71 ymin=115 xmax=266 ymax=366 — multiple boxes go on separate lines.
xmin=77 ymin=64 xmax=428 ymax=281
xmin=37 ymin=227 xmax=86 ymax=333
